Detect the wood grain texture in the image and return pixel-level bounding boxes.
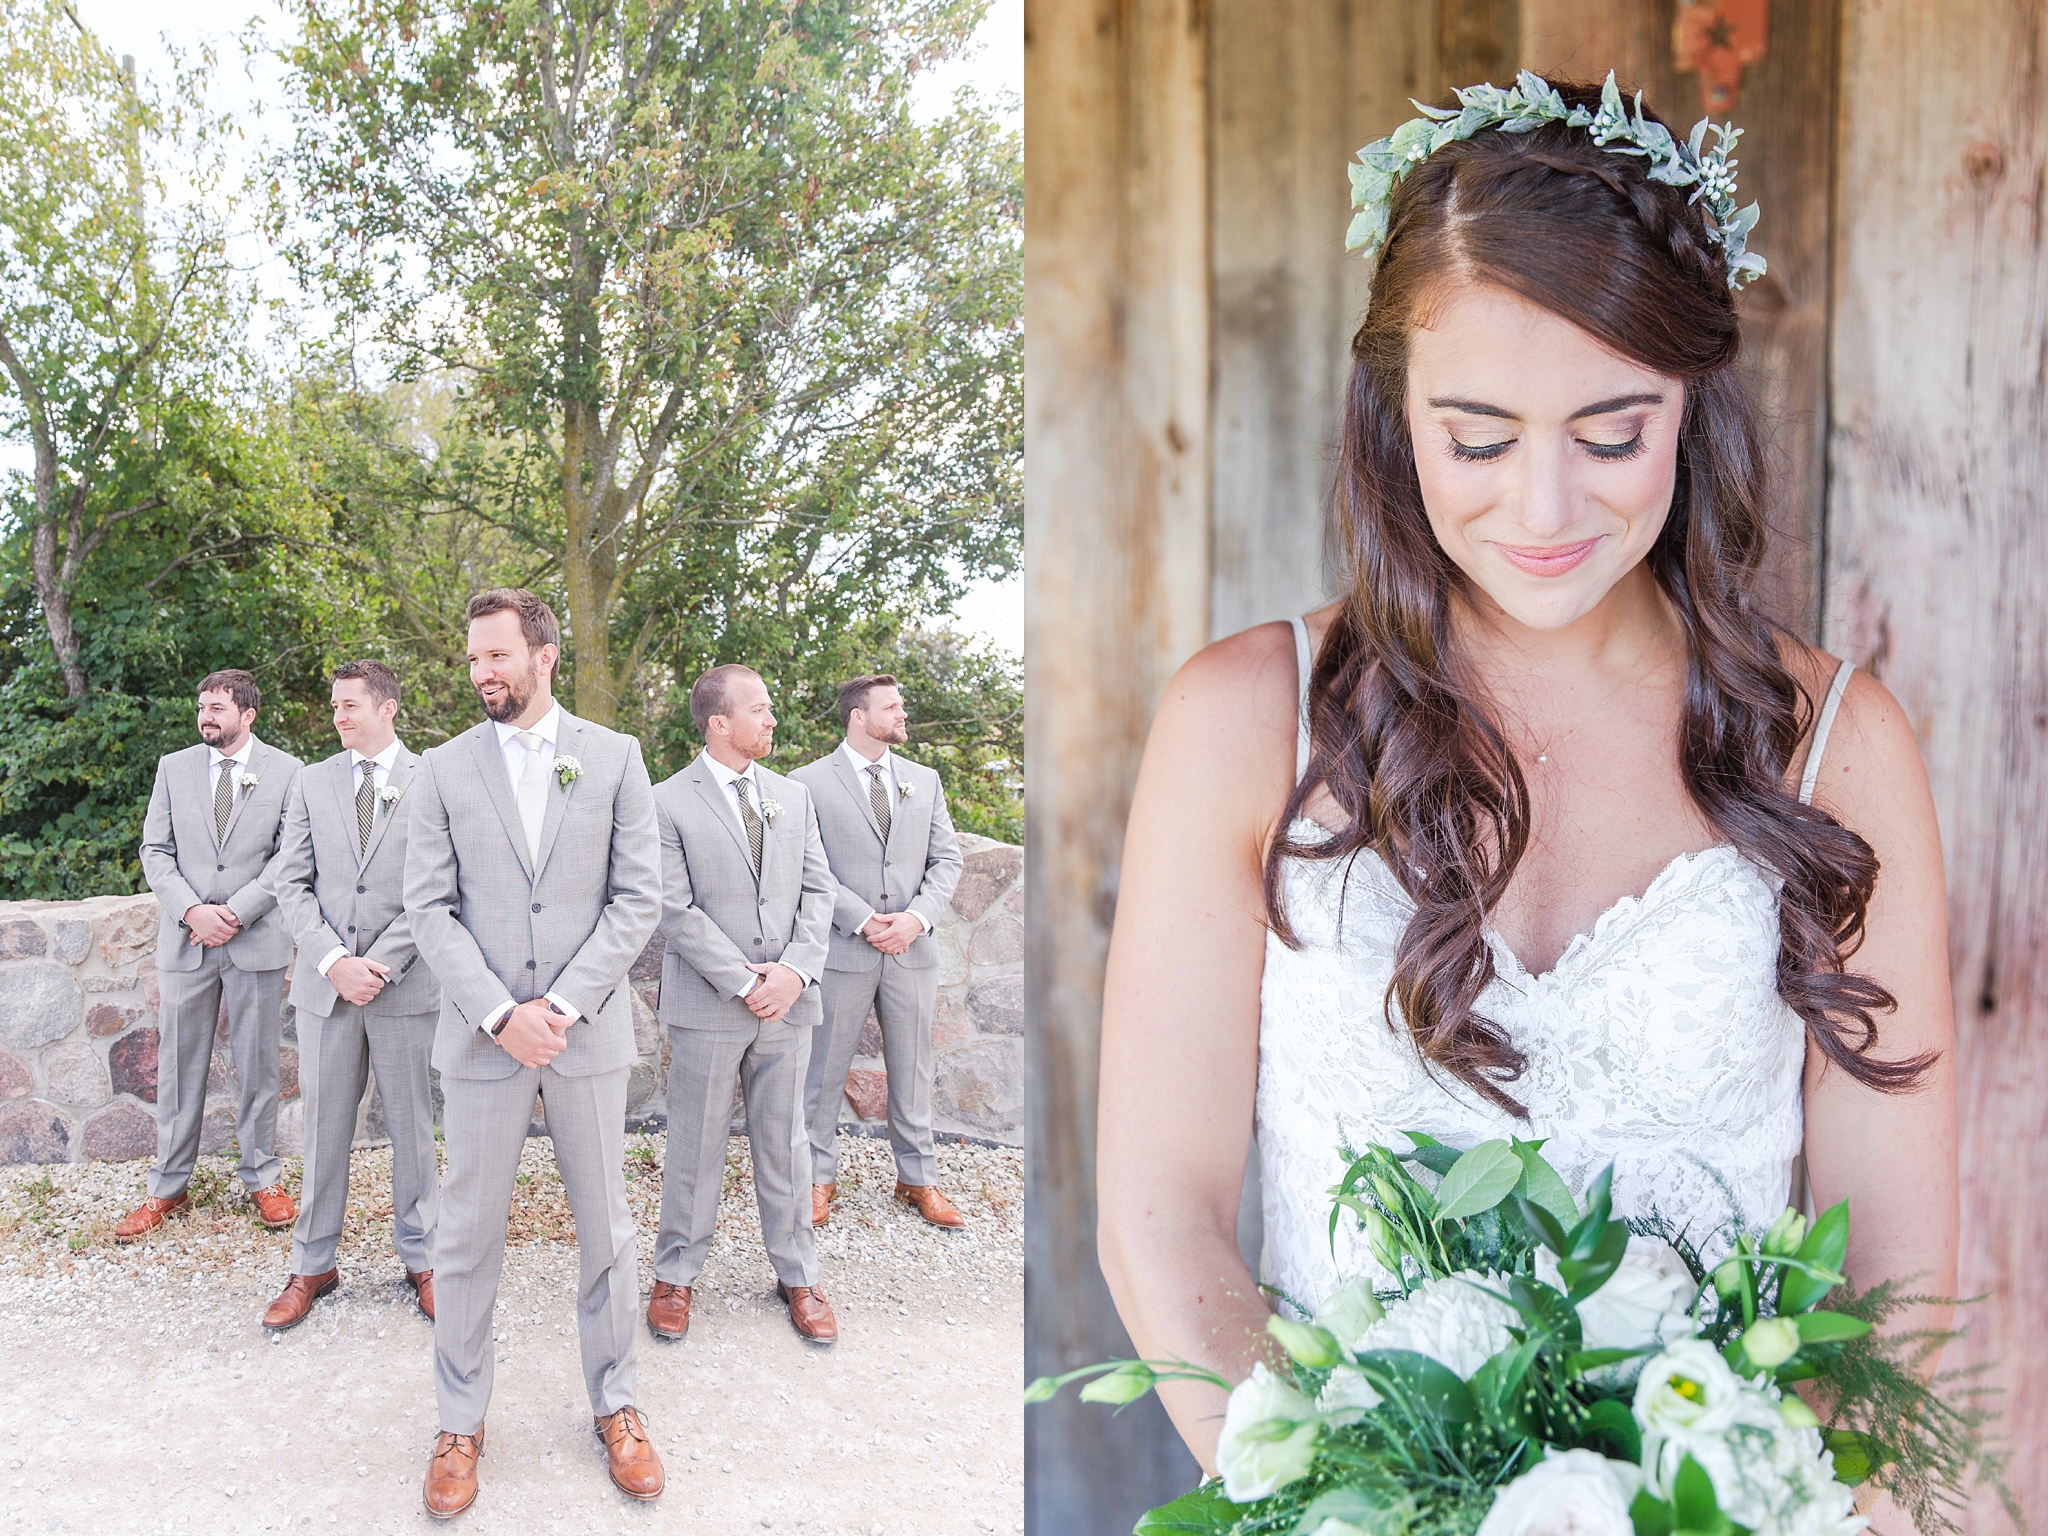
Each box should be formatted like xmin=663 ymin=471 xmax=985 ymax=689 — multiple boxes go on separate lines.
xmin=1024 ymin=0 xmax=1211 ymax=1528
xmin=1207 ymin=0 xmax=1434 ymax=638
xmin=1825 ymin=0 xmax=2048 ymax=1524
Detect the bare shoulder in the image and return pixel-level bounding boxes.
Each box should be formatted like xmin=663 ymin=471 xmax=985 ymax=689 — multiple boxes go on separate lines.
xmin=1148 ymin=620 xmax=1300 ymax=765
xmin=1774 ymin=636 xmax=1936 ymax=854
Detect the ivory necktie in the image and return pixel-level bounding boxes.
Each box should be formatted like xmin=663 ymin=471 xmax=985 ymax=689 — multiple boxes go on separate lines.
xmin=213 ymin=756 xmax=234 ymax=842
xmin=356 ymin=760 xmax=376 ymax=854
xmin=734 ymin=776 xmax=765 ymax=874
xmin=515 ymin=730 xmax=549 ymax=864
xmin=868 ymin=764 xmax=892 ymax=841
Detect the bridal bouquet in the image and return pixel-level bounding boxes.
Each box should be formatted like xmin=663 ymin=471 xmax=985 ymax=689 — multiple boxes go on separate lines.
xmin=1030 ymin=1136 xmax=2007 ymax=1536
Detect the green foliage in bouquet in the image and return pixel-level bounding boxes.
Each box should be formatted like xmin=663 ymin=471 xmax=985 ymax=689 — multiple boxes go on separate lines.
xmin=1029 ymin=1135 xmax=2012 ymax=1536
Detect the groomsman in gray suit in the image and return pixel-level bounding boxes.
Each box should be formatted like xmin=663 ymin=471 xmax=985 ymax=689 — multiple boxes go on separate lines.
xmin=792 ymin=676 xmax=964 ymax=1229
xmin=404 ymin=589 xmax=663 ymax=1517
xmin=118 ymin=670 xmax=303 ymax=1241
xmin=646 ymin=664 xmax=839 ymax=1346
xmin=262 ymin=659 xmax=441 ymax=1331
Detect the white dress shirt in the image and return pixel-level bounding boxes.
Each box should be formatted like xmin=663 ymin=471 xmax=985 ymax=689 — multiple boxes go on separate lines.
xmin=207 ymin=734 xmax=256 ymax=799
xmin=698 ymin=750 xmax=812 ymax=998
xmin=839 ymin=741 xmax=930 ymax=937
xmin=480 ymin=703 xmax=581 ymax=1034
xmin=314 ymin=737 xmax=404 ymax=979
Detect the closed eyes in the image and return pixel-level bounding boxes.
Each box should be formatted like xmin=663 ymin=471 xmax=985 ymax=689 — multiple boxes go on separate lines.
xmin=1446 ymin=431 xmax=1648 ymax=464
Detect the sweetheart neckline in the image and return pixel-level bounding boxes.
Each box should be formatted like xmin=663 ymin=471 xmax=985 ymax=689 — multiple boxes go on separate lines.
xmin=1282 ymin=818 xmax=1750 ymax=985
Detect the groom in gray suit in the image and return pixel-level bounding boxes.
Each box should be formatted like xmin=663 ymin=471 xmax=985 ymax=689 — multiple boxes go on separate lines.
xmin=118 ymin=669 xmax=303 ymax=1241
xmin=263 ymin=659 xmax=441 ymax=1331
xmin=404 ymin=589 xmax=664 ymax=1517
xmin=792 ymin=675 xmax=964 ymax=1229
xmin=646 ymin=664 xmax=838 ymax=1346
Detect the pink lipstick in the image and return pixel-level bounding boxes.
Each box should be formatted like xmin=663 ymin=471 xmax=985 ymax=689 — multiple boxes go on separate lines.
xmin=1496 ymin=537 xmax=1601 ymax=577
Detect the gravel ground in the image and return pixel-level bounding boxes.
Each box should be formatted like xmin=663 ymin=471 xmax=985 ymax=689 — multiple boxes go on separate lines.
xmin=0 ymin=1133 xmax=1023 ymax=1536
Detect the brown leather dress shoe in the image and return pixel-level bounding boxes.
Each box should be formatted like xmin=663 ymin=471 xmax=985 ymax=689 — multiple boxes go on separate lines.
xmin=423 ymin=1428 xmax=483 ymax=1519
xmin=595 ymin=1406 xmax=663 ymax=1500
xmin=250 ymin=1184 xmax=297 ymax=1229
xmin=894 ymin=1181 xmax=966 ymax=1229
xmin=263 ymin=1270 xmax=338 ymax=1330
xmin=646 ymin=1280 xmax=690 ymax=1341
xmin=113 ymin=1193 xmax=188 ymax=1243
xmin=776 ymin=1280 xmax=838 ymax=1345
xmin=811 ymin=1182 xmax=835 ymax=1226
xmin=405 ymin=1268 xmax=435 ymax=1320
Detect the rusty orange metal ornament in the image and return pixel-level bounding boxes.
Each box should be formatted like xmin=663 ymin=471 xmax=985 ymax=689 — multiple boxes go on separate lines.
xmin=1674 ymin=0 xmax=1768 ymax=116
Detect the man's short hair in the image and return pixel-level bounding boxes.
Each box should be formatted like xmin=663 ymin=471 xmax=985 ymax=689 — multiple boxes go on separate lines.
xmin=689 ymin=664 xmax=763 ymax=735
xmin=333 ymin=659 xmax=402 ymax=708
xmin=836 ymin=673 xmax=898 ymax=729
xmin=465 ymin=588 xmax=560 ymax=652
xmin=197 ymin=669 xmax=261 ymax=714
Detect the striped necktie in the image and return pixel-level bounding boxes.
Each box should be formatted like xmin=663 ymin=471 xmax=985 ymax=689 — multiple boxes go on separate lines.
xmin=734 ymin=776 xmax=765 ymax=874
xmin=356 ymin=760 xmax=376 ymax=853
xmin=213 ymin=755 xmax=234 ymax=841
xmin=869 ymin=764 xmax=892 ymax=841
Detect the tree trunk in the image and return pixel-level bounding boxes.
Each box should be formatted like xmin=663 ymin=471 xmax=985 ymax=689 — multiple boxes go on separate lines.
xmin=28 ymin=510 xmax=87 ymax=699
xmin=560 ymin=402 xmax=620 ymax=729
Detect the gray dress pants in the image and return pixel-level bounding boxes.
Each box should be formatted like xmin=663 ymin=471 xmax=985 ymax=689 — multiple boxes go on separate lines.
xmin=148 ymin=947 xmax=285 ymax=1197
xmin=803 ymin=958 xmax=941 ymax=1186
xmin=290 ymin=1003 xmax=440 ymax=1276
xmin=431 ymin=1064 xmax=638 ymax=1434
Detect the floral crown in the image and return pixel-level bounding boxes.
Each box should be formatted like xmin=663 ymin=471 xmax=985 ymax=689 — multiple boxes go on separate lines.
xmin=1347 ymin=70 xmax=1765 ymax=291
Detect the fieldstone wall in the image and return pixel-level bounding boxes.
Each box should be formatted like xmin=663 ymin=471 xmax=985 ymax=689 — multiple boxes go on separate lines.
xmin=0 ymin=835 xmax=1023 ymax=1164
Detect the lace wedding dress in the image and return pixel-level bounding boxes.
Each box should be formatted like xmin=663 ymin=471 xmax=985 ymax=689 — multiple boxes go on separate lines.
xmin=1255 ymin=617 xmax=1854 ymax=1311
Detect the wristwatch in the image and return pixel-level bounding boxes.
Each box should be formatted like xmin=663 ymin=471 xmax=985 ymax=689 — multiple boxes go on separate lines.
xmin=488 ymin=1010 xmax=512 ymax=1040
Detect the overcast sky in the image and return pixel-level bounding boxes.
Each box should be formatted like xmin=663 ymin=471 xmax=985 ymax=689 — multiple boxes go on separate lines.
xmin=24 ymin=0 xmax=1025 ymax=656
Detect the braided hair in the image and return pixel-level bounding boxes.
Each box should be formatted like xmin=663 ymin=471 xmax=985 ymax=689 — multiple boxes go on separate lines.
xmin=1264 ymin=80 xmax=1929 ymax=1116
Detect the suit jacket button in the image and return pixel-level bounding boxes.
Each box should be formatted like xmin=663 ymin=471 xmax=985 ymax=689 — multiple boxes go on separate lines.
xmin=357 ymin=884 xmax=367 ymax=894
xmin=347 ymin=925 xmax=355 ymax=934
xmin=532 ymin=903 xmax=542 ymax=912
xmin=757 ymin=897 xmax=765 ymax=907
xmin=526 ymin=959 xmax=536 ymax=969
xmin=216 ymin=863 xmax=225 ymax=872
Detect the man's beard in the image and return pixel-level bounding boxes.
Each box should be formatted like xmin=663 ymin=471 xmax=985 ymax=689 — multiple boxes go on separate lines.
xmin=477 ymin=662 xmax=537 ymax=722
xmin=199 ymin=720 xmax=242 ymax=750
xmin=868 ymin=721 xmax=908 ymax=747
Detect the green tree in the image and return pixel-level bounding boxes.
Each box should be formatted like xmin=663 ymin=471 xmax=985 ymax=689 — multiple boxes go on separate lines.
xmin=266 ymin=0 xmax=1020 ymax=729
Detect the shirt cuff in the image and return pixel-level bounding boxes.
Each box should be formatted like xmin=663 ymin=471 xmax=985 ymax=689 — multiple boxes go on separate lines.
xmin=543 ymin=991 xmax=582 ymax=1023
xmin=480 ymin=998 xmax=514 ymax=1036
xmin=736 ymin=972 xmax=761 ymax=1000
xmin=314 ymin=946 xmax=349 ymax=978
xmin=914 ymin=911 xmax=932 ymax=936
xmin=784 ymin=964 xmax=812 ymax=989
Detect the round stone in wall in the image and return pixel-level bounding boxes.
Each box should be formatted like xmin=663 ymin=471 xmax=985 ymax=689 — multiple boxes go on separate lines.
xmin=933 ymin=1038 xmax=1022 ymax=1138
xmin=0 ymin=1099 xmax=74 ymax=1164
xmin=42 ymin=1040 xmax=111 ymax=1109
xmin=81 ymin=1100 xmax=156 ymax=1161
xmin=0 ymin=962 xmax=84 ymax=1053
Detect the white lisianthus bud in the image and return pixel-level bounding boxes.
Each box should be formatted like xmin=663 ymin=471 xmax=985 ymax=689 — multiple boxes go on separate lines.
xmin=1780 ymin=1394 xmax=1822 ymax=1430
xmin=1215 ymin=1364 xmax=1320 ymax=1502
xmin=1314 ymin=1276 xmax=1386 ymax=1350
xmin=1713 ymin=1258 xmax=1746 ymax=1302
xmin=1474 ymin=1449 xmax=1641 ymax=1536
xmin=1363 ymin=1207 xmax=1402 ymax=1272
xmin=1267 ymin=1315 xmax=1342 ymax=1369
xmin=1741 ymin=1316 xmax=1800 ymax=1369
xmin=1763 ymin=1207 xmax=1810 ymax=1257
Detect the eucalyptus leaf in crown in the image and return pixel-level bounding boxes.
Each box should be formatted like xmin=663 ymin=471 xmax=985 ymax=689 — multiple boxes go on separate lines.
xmin=1347 ymin=69 xmax=1766 ymax=290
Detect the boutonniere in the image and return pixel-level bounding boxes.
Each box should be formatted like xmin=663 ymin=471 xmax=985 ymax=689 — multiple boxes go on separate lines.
xmin=760 ymin=797 xmax=784 ymax=825
xmin=553 ymin=755 xmax=582 ymax=787
xmin=897 ymin=780 xmax=914 ymax=801
xmin=234 ymin=770 xmax=260 ymax=794
xmin=375 ymin=783 xmax=402 ymax=810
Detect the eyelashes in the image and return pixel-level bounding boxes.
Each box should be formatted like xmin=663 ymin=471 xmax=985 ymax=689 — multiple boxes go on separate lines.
xmin=1445 ymin=432 xmax=1649 ymax=464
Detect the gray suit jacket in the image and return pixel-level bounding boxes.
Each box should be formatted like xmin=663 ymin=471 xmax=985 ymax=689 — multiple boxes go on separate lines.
xmin=269 ymin=745 xmax=441 ymax=1019
xmin=651 ymin=756 xmax=834 ymax=1031
xmin=403 ymin=712 xmax=660 ymax=1081
xmin=787 ymin=750 xmax=962 ymax=972
xmin=139 ymin=737 xmax=304 ymax=973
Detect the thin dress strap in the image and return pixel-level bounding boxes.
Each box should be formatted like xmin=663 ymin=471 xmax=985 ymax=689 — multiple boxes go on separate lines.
xmin=1289 ymin=616 xmax=1312 ymax=785
xmin=1798 ymin=661 xmax=1855 ymax=806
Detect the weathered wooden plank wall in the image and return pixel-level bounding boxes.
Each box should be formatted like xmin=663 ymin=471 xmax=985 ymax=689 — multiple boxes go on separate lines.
xmin=1023 ymin=0 xmax=1211 ymax=1530
xmin=1824 ymin=0 xmax=2048 ymax=1520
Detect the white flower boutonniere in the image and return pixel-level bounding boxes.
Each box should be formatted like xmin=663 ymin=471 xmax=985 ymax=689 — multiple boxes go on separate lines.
xmin=760 ymin=797 xmax=784 ymax=826
xmin=897 ymin=780 xmax=914 ymax=801
xmin=375 ymin=784 xmax=402 ymax=810
xmin=553 ymin=755 xmax=582 ymax=787
xmin=234 ymin=770 xmax=260 ymax=794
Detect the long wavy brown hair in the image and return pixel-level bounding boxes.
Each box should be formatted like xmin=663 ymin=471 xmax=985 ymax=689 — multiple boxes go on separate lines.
xmin=1265 ymin=81 xmax=1930 ymax=1116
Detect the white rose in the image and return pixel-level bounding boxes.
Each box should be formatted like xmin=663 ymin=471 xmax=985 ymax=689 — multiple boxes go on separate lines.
xmin=1537 ymin=1234 xmax=1698 ymax=1381
xmin=1215 ymin=1364 xmax=1320 ymax=1502
xmin=1350 ymin=1270 xmax=1518 ymax=1380
xmin=1475 ymin=1449 xmax=1642 ymax=1536
xmin=1636 ymin=1341 xmax=1789 ymax=1499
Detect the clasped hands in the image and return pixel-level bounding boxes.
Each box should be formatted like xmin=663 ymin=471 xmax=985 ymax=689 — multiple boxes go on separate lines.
xmin=183 ymin=904 xmax=241 ymax=948
xmin=494 ymin=999 xmax=573 ymax=1069
xmin=328 ymin=955 xmax=392 ymax=1007
xmin=859 ymin=910 xmax=923 ymax=956
xmin=744 ymin=962 xmax=804 ymax=1022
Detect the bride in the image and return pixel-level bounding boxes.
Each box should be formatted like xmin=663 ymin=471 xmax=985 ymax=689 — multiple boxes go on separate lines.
xmin=1095 ymin=79 xmax=1958 ymax=1475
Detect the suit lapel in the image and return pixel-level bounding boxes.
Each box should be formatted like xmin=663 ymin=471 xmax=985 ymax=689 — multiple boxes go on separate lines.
xmin=326 ymin=753 xmax=364 ymax=869
xmin=832 ymin=752 xmax=886 ymax=845
xmin=357 ymin=748 xmax=416 ymax=870
xmin=470 ymin=724 xmax=535 ymax=881
xmin=217 ymin=740 xmax=265 ymax=849
xmin=533 ymin=717 xmax=579 ymax=880
xmin=188 ymin=748 xmax=222 ymax=853
xmin=691 ymin=768 xmax=759 ymax=885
